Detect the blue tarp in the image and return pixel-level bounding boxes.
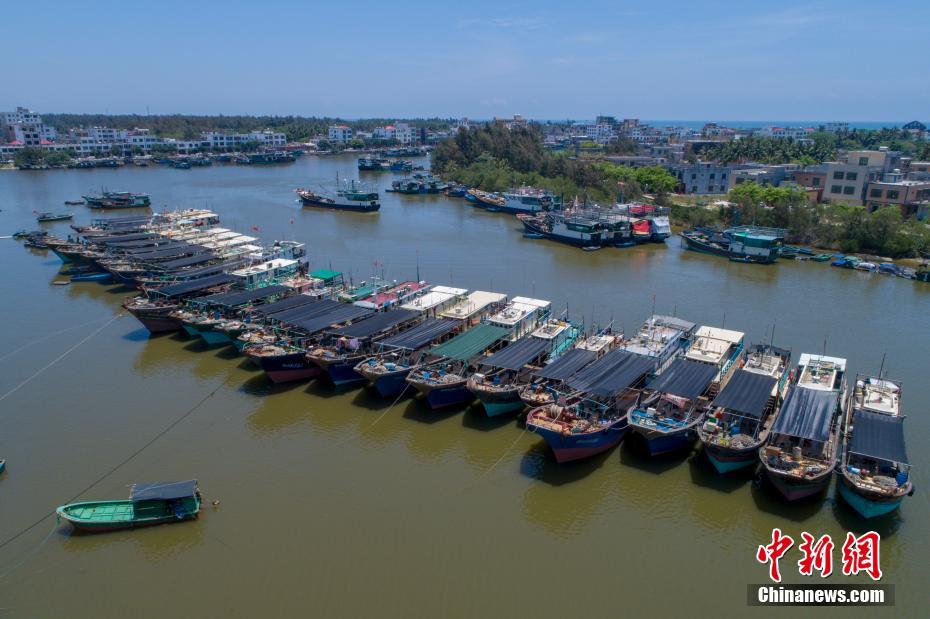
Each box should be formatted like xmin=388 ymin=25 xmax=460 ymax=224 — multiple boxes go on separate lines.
xmin=849 ymin=410 xmax=908 ymax=464
xmin=712 ymin=369 xmax=777 ymax=419
xmin=328 ymin=309 xmax=420 ymax=339
xmin=646 ymin=358 xmax=718 ymax=399
xmin=567 ymin=349 xmax=654 ymax=397
xmin=157 ymin=274 xmax=235 ymax=298
xmin=771 ymin=386 xmax=838 ymax=442
xmin=479 ymin=336 xmax=551 ymax=371
xmin=532 ymin=348 xmax=597 ymax=381
xmin=130 ymin=480 xmax=197 ymax=502
xmin=378 ymin=318 xmax=458 ymax=351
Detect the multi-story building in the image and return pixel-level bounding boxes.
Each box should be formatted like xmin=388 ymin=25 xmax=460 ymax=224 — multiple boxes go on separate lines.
xmin=759 ymin=126 xmax=813 ymax=140
xmin=866 ymin=170 xmax=930 ymax=218
xmin=201 ymin=130 xmax=286 ymax=150
xmin=728 ymin=164 xmax=796 ymax=189
xmin=821 ymin=162 xmax=878 ymax=205
xmin=791 ymin=165 xmax=828 ymax=201
xmin=667 ymin=162 xmax=732 ymax=194
xmin=328 ymin=125 xmax=352 ymax=143
xmin=822 ymin=122 xmax=849 ymax=133
xmin=844 ymin=148 xmax=902 ymax=172
xmin=1 ymin=106 xmax=58 ymax=145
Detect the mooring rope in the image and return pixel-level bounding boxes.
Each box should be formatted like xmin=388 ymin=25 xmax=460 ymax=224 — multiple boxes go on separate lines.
xmin=0 ymin=315 xmax=113 ymax=364
xmin=335 ymin=383 xmax=411 ymax=447
xmin=0 ymin=312 xmax=124 ymax=405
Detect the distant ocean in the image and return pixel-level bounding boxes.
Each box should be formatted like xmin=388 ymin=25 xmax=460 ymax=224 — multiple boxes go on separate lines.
xmin=642 ymin=120 xmax=910 ymax=130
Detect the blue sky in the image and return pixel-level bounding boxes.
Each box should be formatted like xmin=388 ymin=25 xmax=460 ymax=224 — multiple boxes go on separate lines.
xmin=2 ymin=0 xmax=927 ymax=120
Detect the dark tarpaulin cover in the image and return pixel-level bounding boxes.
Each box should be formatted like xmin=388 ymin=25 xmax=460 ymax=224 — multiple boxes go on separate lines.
xmin=850 ymin=410 xmax=908 ymax=464
xmin=379 ymin=318 xmax=457 ymax=350
xmin=130 ymin=480 xmax=197 ymax=502
xmin=253 ymin=294 xmax=318 ymax=316
xmin=328 ymin=309 xmax=420 ymax=338
xmin=771 ymin=386 xmax=838 ymax=442
xmin=156 ymin=253 xmax=216 ymax=270
xmin=479 ymin=336 xmax=551 ymax=371
xmin=712 ymin=369 xmax=778 ymax=419
xmin=158 ymin=273 xmax=235 ymax=297
xmin=532 ymin=348 xmax=597 ymax=381
xmin=198 ymin=285 xmax=288 ymax=308
xmin=567 ymin=349 xmax=654 ymax=397
xmin=272 ymin=299 xmax=342 ymax=324
xmin=290 ymin=305 xmax=374 ymax=334
xmin=126 ymin=244 xmax=207 ymax=261
xmin=646 ymin=358 xmax=718 ymax=399
xmin=123 ymin=240 xmax=190 ymax=254
xmin=98 ymin=232 xmax=162 ymax=244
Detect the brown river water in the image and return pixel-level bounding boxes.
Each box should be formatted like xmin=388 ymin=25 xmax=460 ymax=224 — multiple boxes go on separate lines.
xmin=0 ymin=154 xmax=927 ymax=617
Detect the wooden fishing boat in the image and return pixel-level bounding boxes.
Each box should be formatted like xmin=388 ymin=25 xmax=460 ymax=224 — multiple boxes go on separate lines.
xmin=760 ymin=354 xmax=846 ymax=501
xmin=698 ymin=344 xmax=792 ymax=473
xmin=56 ymin=480 xmax=202 ymax=533
xmin=837 ymin=375 xmax=913 ymax=518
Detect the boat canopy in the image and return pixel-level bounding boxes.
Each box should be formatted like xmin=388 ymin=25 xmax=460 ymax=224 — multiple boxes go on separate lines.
xmin=197 ymin=285 xmax=289 ymax=309
xmin=253 ymin=294 xmax=318 ymax=316
xmin=98 ymin=232 xmax=161 ymax=244
xmin=156 ymin=253 xmax=217 ymax=270
xmin=532 ymin=348 xmax=597 ymax=381
xmin=849 ymin=410 xmax=908 ymax=464
xmin=309 ymin=268 xmax=342 ymax=283
xmin=479 ymin=336 xmax=550 ymax=371
xmin=290 ymin=304 xmax=374 ymax=334
xmin=378 ymin=318 xmax=457 ymax=351
xmin=123 ymin=240 xmax=189 ymax=253
xmin=430 ymin=324 xmax=510 ymax=361
xmin=711 ymin=369 xmax=777 ymax=419
xmin=158 ymin=273 xmax=235 ymax=298
xmin=128 ymin=244 xmax=209 ymax=261
xmin=770 ymin=386 xmax=838 ymax=442
xmin=646 ymin=358 xmax=718 ymax=400
xmin=328 ymin=309 xmax=420 ymax=339
xmin=130 ymin=480 xmax=197 ymax=502
xmin=566 ymin=349 xmax=654 ymax=397
xmin=271 ymin=299 xmax=342 ymax=324
xmin=164 ymin=260 xmax=242 ymax=280
xmin=652 ymin=315 xmax=696 ymax=333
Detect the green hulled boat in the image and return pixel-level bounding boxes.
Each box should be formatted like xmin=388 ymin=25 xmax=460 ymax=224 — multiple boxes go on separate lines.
xmin=57 ymin=480 xmax=202 ymax=533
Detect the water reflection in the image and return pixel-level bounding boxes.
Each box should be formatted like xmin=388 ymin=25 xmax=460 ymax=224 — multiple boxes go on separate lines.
xmin=59 ymin=519 xmax=205 ymax=559
xmin=618 ymin=437 xmax=692 ymax=475
xmin=686 ymin=449 xmax=755 ymax=494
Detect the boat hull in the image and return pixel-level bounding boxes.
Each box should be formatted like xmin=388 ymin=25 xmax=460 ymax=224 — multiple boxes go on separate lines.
xmin=763 ymin=469 xmax=832 ymax=501
xmin=703 ymin=443 xmax=758 ymax=474
xmin=197 ymin=327 xmax=232 ymax=347
xmin=837 ymin=475 xmax=907 ymax=519
xmin=528 ymin=418 xmax=628 ymax=463
xmin=300 ymin=197 xmax=380 ymax=212
xmin=681 ymin=233 xmax=777 ymax=264
xmin=471 ymin=387 xmax=524 ymax=417
xmin=628 ymin=423 xmax=696 ymax=456
xmin=365 ymin=368 xmax=414 ymax=397
xmin=408 ymin=378 xmax=472 ymax=409
xmin=252 ymin=351 xmax=320 ymax=383
xmin=312 ymin=357 xmax=367 ymax=387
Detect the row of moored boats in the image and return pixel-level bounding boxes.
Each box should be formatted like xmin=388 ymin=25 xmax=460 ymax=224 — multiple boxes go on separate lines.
xmin=25 ymin=210 xmax=913 ymax=522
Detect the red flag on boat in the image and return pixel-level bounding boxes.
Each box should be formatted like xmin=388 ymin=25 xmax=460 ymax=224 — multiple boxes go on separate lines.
xmin=251 ymin=225 xmax=259 ymax=232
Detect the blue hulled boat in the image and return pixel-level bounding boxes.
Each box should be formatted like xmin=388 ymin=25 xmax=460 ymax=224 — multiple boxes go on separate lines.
xmin=837 ymin=375 xmax=912 ymax=518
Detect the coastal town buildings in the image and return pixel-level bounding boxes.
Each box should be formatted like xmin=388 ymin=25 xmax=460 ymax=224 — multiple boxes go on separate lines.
xmin=328 ymin=125 xmax=353 ymax=143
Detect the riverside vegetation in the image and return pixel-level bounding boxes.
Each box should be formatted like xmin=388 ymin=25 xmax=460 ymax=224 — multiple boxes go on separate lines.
xmin=433 ymin=124 xmax=930 ymax=259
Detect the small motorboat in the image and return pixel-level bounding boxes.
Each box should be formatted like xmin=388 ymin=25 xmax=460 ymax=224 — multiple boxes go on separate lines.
xmin=71 ymin=271 xmax=113 ymax=282
xmin=57 ymin=480 xmax=202 ymax=533
xmin=811 ymin=254 xmax=832 ymax=262
xmin=0 ymin=459 xmax=6 ymax=474
xmin=64 ymin=200 xmax=85 ymax=205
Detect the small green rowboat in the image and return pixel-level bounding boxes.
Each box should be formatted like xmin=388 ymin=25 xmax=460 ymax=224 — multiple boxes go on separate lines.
xmin=57 ymin=480 xmax=202 ymax=533
xmin=811 ymin=253 xmax=832 ymax=262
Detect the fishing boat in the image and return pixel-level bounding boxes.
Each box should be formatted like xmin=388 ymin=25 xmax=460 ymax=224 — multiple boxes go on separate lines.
xmin=235 ymin=151 xmax=295 ymax=164
xmin=760 ymin=354 xmax=846 ymax=501
xmin=56 ymin=480 xmax=202 ymax=533
xmin=680 ymin=226 xmax=785 ymax=263
xmin=296 ymin=179 xmax=380 ymax=212
xmin=467 ymin=317 xmax=580 ymax=416
xmin=406 ymin=297 xmax=550 ymax=409
xmin=83 ymin=191 xmax=151 ymax=209
xmin=64 ymin=199 xmax=85 ymax=205
xmin=358 ymin=157 xmax=391 ymax=171
xmin=517 ymin=206 xmax=633 ymax=249
xmin=353 ymin=280 xmax=429 ymax=310
xmin=519 ymin=328 xmax=621 ymax=408
xmin=36 ymin=211 xmax=74 ymax=223
xmin=525 ymin=349 xmax=653 ymax=462
xmin=244 ymin=301 xmax=375 ymax=383
xmin=123 ymin=273 xmax=237 ymax=333
xmin=619 ymin=315 xmax=696 ymax=374
xmin=179 ymin=282 xmax=294 ymax=346
xmin=628 ymin=326 xmax=745 ymax=456
xmin=837 ymin=375 xmax=913 ymax=518
xmin=619 ymin=203 xmax=671 ymax=242
xmin=445 ymin=185 xmax=468 ymax=198
xmin=0 ymin=459 xmax=5 ymax=474
xmin=306 ymin=309 xmax=422 ymax=387
xmin=398 ymin=285 xmax=468 ymax=317
xmin=698 ymin=344 xmax=792 ymax=473
xmin=338 ymin=277 xmax=390 ymax=303
xmin=467 ymin=189 xmax=506 ymax=210
xmin=811 ymin=253 xmax=832 ymax=262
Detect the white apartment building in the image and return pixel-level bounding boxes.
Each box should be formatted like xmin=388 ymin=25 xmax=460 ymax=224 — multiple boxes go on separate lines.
xmin=1 ymin=106 xmax=57 ymax=144
xmin=201 ymin=130 xmax=286 ymax=150
xmin=328 ymin=125 xmax=353 ymax=143
xmin=760 ymin=126 xmax=813 ymax=139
